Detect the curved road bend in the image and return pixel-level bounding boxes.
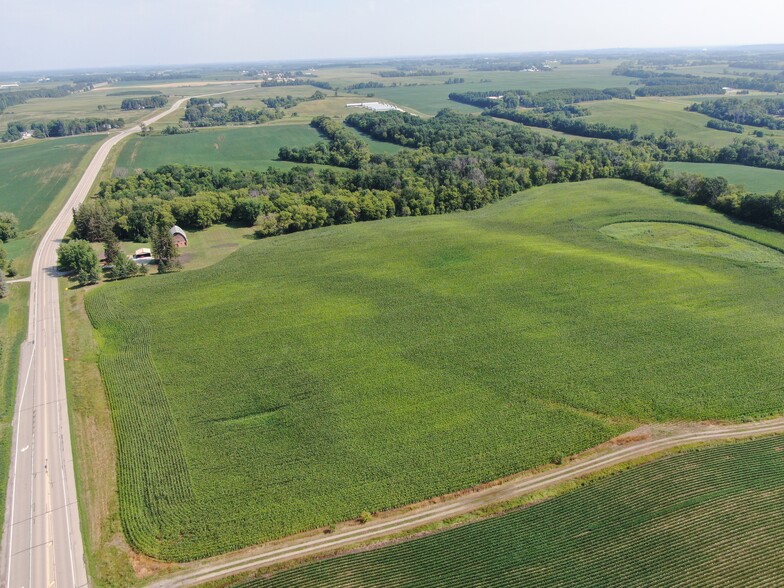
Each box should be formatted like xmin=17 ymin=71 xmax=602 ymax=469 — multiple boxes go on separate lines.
xmin=0 ymin=98 xmax=188 ymax=588
xmin=153 ymin=417 xmax=784 ymax=588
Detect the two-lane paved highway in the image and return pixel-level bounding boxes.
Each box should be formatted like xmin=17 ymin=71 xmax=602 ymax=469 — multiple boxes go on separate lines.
xmin=0 ymin=98 xmax=188 ymax=588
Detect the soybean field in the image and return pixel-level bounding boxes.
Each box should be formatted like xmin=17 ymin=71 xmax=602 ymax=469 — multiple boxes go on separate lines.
xmin=86 ymin=179 xmax=784 ymax=560
xmin=240 ymin=435 xmax=784 ymax=588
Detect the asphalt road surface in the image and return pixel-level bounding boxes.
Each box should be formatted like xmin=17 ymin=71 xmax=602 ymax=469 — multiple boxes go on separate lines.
xmin=4 ymin=89 xmax=783 ymax=588
xmin=0 ymin=97 xmax=188 ymax=588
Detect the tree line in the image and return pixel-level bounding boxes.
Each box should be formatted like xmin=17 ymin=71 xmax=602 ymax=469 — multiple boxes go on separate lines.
xmin=706 ymin=119 xmax=744 ymax=133
xmin=181 ymin=98 xmax=283 ymax=127
xmin=347 ymin=109 xmax=784 ymax=170
xmin=258 ymin=79 xmax=333 ymax=90
xmin=613 ymin=64 xmax=784 ymax=95
xmin=484 ymin=106 xmax=638 ymax=141
xmin=278 ymin=116 xmax=370 ymax=168
xmin=261 ymin=91 xmax=326 ymax=109
xmin=0 ymin=212 xmax=19 ymax=296
xmin=73 ymin=106 xmax=784 ymax=248
xmin=0 ymin=84 xmax=90 ymax=113
xmin=345 ymin=82 xmax=386 ymax=92
xmin=3 ymin=117 xmax=125 ymax=141
xmin=688 ymin=97 xmax=784 ymax=130
xmin=448 ymin=87 xmax=634 ymax=110
xmin=377 ymin=69 xmax=449 ymax=77
xmin=121 ymin=96 xmax=168 ymax=110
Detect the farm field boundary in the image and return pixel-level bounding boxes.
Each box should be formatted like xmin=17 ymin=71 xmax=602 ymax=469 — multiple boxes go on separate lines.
xmin=234 ymin=433 xmax=784 ymax=587
xmin=86 ymin=179 xmax=784 ymax=564
xmin=0 ymin=135 xmax=104 ymax=275
xmin=150 ymin=418 xmax=784 ymax=587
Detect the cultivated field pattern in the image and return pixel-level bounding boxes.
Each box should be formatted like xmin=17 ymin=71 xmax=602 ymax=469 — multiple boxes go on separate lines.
xmin=0 ymin=135 xmax=101 ymax=230
xmin=86 ymin=179 xmax=784 ymax=560
xmin=240 ymin=435 xmax=784 ymax=587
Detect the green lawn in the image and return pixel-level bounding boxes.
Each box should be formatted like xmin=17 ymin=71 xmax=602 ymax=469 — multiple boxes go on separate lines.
xmin=112 ymin=122 xmax=400 ymax=175
xmin=86 ymin=179 xmax=784 ymax=561
xmin=242 ymin=435 xmax=784 ymax=587
xmin=665 ymin=162 xmax=784 ymax=194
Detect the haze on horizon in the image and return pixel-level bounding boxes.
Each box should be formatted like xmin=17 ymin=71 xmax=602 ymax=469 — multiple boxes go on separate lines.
xmin=2 ymin=0 xmax=783 ymax=72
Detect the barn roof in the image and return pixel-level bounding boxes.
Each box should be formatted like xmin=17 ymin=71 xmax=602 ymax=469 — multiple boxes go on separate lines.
xmin=169 ymin=225 xmax=187 ymax=239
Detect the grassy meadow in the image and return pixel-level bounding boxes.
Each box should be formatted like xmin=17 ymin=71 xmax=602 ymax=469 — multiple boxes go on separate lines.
xmin=664 ymin=162 xmax=784 ymax=194
xmin=241 ymin=436 xmax=784 ymax=587
xmin=86 ymin=179 xmax=784 ymax=560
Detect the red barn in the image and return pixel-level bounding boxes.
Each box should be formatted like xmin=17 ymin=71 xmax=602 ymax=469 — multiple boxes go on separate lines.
xmin=169 ymin=225 xmax=188 ymax=247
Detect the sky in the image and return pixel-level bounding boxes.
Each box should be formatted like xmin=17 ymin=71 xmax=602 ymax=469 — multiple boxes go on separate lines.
xmin=2 ymin=0 xmax=783 ymax=72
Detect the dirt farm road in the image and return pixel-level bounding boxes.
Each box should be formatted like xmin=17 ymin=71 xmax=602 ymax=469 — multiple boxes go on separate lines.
xmin=151 ymin=417 xmax=784 ymax=587
xmin=2 ymin=87 xmax=783 ymax=588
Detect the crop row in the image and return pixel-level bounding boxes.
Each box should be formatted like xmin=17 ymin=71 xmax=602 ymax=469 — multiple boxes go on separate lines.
xmin=84 ymin=181 xmax=784 ymax=560
xmin=240 ymin=436 xmax=784 ymax=587
xmin=85 ymin=290 xmax=195 ymax=558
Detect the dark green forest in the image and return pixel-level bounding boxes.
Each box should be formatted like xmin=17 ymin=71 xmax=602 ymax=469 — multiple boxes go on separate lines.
xmin=74 ymin=109 xmax=784 ymax=248
xmin=689 ymin=97 xmax=784 ymax=130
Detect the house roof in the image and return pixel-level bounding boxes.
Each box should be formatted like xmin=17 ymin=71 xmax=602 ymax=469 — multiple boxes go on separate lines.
xmin=169 ymin=225 xmax=187 ymax=239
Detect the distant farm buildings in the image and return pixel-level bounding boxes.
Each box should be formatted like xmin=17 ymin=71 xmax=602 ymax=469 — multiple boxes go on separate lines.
xmin=347 ymin=102 xmax=404 ymax=112
xmin=169 ymin=225 xmax=188 ymax=247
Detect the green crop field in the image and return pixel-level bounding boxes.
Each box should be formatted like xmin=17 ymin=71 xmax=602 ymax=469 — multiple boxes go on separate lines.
xmin=324 ymin=63 xmax=625 ymax=115
xmin=113 ymin=124 xmax=323 ymax=173
xmin=0 ymin=135 xmax=102 ymax=230
xmin=86 ymin=179 xmax=784 ymax=561
xmin=664 ymin=162 xmax=784 ymax=194
xmin=241 ymin=435 xmax=784 ymax=587
xmin=112 ymin=122 xmax=403 ymax=175
xmin=582 ymin=96 xmax=784 ymax=147
xmin=0 ymin=87 xmax=152 ymax=128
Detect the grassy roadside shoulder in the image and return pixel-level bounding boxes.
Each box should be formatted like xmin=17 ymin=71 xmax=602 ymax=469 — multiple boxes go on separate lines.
xmin=88 ymin=133 xmax=134 ymax=195
xmin=0 ymin=283 xmax=29 ymax=531
xmin=59 ymin=279 xmax=176 ymax=586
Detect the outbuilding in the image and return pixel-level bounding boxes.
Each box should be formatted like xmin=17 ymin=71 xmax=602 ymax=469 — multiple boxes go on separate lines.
xmin=133 ymin=248 xmax=152 ymax=259
xmin=169 ymin=225 xmax=188 ymax=247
